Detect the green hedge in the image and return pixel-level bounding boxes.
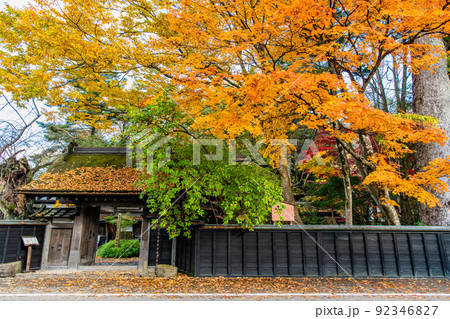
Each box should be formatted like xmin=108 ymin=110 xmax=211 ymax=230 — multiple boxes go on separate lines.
xmin=97 ymin=239 xmax=140 ymax=258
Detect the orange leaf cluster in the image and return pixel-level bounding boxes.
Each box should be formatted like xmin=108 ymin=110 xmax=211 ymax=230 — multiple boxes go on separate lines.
xmin=363 ymin=155 xmax=450 ymax=208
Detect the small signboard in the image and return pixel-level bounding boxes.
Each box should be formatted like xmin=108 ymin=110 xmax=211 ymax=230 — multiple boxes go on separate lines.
xmin=21 ymin=236 xmax=39 ymax=246
xmin=271 ymin=203 xmax=295 ymax=222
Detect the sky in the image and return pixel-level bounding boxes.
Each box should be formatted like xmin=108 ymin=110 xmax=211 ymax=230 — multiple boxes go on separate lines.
xmin=2 ymin=0 xmax=34 ymax=9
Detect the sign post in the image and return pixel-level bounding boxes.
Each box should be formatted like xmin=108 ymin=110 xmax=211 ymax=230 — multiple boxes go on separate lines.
xmin=21 ymin=236 xmax=39 ymax=272
xmin=115 ymin=213 xmax=122 ymax=248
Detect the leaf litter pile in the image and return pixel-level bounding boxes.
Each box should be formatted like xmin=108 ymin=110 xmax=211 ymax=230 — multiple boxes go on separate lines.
xmin=1 ymin=270 xmax=449 ymax=299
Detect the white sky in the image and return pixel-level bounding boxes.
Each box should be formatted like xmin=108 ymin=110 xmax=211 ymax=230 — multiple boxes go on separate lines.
xmin=1 ymin=0 xmax=34 ymax=9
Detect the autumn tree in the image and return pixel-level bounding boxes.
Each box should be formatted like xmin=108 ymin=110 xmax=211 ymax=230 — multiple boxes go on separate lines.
xmin=1 ymin=0 xmax=450 ymax=225
xmin=151 ymin=0 xmax=450 ymax=225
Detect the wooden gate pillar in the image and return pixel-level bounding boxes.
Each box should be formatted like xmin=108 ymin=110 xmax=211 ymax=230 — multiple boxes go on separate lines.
xmin=138 ymin=218 xmax=150 ymax=272
xmin=171 ymin=235 xmax=177 ymax=266
xmin=40 ymin=223 xmax=52 ymax=269
xmin=80 ymin=206 xmax=100 ymax=265
xmin=68 ymin=204 xmax=86 ymax=269
xmin=67 ymin=205 xmax=100 ymax=269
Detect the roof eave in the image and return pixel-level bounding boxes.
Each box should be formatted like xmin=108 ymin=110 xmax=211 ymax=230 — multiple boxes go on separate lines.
xmin=18 ymin=189 xmax=142 ymax=196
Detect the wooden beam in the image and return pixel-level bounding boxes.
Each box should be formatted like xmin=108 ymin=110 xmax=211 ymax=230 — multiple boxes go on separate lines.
xmin=40 ymin=223 xmax=52 ymax=269
xmin=82 ymin=206 xmax=100 ymax=265
xmin=67 ymin=204 xmax=86 ymax=269
xmin=171 ymin=235 xmax=177 ymax=267
xmin=25 ymin=246 xmax=32 ymax=272
xmin=115 ymin=213 xmax=122 ymax=248
xmin=1 ymin=226 xmax=10 ymax=264
xmin=138 ymin=218 xmax=150 ymax=272
xmin=15 ymin=227 xmax=24 ymax=262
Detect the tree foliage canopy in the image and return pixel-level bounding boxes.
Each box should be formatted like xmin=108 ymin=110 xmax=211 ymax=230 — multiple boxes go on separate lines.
xmin=1 ymin=0 xmax=450 ymax=225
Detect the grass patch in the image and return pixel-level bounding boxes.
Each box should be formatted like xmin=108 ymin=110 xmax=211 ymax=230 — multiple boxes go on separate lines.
xmin=96 ymin=239 xmax=140 ymax=258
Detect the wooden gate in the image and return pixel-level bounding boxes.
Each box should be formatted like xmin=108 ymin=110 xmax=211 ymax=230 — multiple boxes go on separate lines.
xmin=47 ymin=228 xmax=72 ymax=266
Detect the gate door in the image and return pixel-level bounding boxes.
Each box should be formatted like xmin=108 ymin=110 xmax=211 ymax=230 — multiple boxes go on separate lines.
xmin=47 ymin=228 xmax=72 ymax=266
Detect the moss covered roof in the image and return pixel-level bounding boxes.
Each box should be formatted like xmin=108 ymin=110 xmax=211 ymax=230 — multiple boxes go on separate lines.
xmin=48 ymin=149 xmax=127 ymax=173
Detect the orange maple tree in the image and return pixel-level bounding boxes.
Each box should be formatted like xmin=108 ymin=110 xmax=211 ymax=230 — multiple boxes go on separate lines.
xmin=150 ymin=0 xmax=450 ymax=225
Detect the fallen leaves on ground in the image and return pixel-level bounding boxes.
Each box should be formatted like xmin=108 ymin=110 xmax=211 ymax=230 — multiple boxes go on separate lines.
xmin=0 ymin=270 xmax=448 ymax=298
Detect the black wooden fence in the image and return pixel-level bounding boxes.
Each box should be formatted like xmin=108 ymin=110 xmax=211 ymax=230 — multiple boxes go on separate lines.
xmin=0 ymin=221 xmax=47 ymax=270
xmin=149 ymin=228 xmax=173 ymax=266
xmin=175 ymin=225 xmax=450 ymax=278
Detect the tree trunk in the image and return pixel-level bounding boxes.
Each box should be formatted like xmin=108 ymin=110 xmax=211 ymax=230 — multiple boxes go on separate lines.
xmin=399 ymin=193 xmax=416 ymax=225
xmin=382 ymin=187 xmax=401 ymax=225
xmin=0 ymin=157 xmax=31 ymax=219
xmin=278 ymin=165 xmax=303 ymax=225
xmin=413 ymin=35 xmax=450 ymax=226
xmin=336 ymin=141 xmax=353 ymax=225
xmin=0 ymin=198 xmax=7 ymax=219
xmin=358 ymin=134 xmax=401 ymax=225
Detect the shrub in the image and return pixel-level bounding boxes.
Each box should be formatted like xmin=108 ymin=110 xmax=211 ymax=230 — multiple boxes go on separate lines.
xmin=97 ymin=239 xmax=140 ymax=258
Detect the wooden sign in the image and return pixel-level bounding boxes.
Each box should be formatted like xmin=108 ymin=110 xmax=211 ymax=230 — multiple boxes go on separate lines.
xmin=271 ymin=203 xmax=295 ymax=222
xmin=22 ymin=236 xmax=39 ymax=272
xmin=21 ymin=236 xmax=39 ymax=246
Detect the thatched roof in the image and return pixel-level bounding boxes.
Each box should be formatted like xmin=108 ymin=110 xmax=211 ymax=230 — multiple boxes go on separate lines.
xmin=20 ymin=147 xmax=145 ymax=194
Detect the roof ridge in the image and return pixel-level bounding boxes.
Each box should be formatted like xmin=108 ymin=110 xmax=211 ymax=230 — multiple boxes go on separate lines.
xmin=73 ymin=147 xmax=128 ymax=155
